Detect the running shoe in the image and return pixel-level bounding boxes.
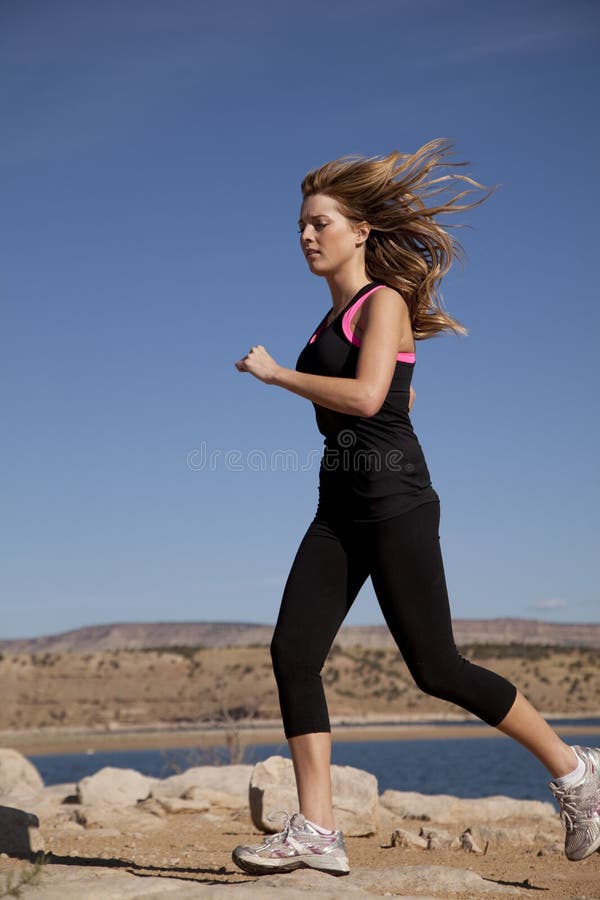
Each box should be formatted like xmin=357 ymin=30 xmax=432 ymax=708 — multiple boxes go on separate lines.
xmin=232 ymin=811 xmax=349 ymax=875
xmin=548 ymin=745 xmax=600 ymax=861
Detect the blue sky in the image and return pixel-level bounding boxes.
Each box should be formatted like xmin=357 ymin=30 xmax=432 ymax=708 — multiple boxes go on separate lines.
xmin=1 ymin=0 xmax=599 ymax=639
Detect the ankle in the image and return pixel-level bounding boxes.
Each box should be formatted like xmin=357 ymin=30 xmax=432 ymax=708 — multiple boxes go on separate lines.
xmin=550 ymin=745 xmax=579 ymax=780
xmin=301 ymin=810 xmax=335 ymax=831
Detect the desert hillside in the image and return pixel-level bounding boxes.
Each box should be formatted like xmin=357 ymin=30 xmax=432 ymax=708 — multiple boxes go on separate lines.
xmin=1 ymin=642 xmax=598 ymax=733
xmin=1 ymin=617 xmax=600 ymax=654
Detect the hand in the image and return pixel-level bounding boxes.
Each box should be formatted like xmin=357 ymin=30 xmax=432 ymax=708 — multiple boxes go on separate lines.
xmin=408 ymin=385 xmax=416 ymax=412
xmin=234 ymin=345 xmax=281 ymax=384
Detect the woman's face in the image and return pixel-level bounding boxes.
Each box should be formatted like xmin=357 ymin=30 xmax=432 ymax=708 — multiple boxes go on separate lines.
xmin=298 ymin=193 xmax=367 ymax=276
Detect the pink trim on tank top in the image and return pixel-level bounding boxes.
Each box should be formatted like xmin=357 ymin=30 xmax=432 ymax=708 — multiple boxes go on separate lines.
xmin=342 ymin=285 xmax=416 ymax=363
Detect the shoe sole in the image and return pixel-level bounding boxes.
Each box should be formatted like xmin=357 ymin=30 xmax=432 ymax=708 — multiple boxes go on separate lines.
xmin=566 ymin=832 xmax=600 ymax=861
xmin=232 ymin=850 xmax=349 ymax=876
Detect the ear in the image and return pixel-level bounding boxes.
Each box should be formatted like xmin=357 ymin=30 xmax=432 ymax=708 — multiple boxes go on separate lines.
xmin=354 ymin=221 xmax=371 ymax=247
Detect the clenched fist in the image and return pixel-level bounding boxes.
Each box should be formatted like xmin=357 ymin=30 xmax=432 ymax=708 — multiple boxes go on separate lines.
xmin=234 ymin=345 xmax=281 ymax=385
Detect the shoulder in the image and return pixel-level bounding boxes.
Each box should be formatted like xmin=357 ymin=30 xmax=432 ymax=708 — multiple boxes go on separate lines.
xmin=370 ymin=284 xmax=409 ymax=307
xmin=350 ymin=285 xmax=414 ymax=353
xmin=358 ymin=285 xmax=410 ymax=324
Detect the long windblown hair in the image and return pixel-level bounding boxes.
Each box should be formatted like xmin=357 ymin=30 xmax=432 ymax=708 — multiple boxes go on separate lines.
xmin=301 ymin=138 xmax=495 ymax=339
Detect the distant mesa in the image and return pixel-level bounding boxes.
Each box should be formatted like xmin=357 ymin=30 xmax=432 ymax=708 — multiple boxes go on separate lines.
xmin=1 ymin=617 xmax=599 ymax=654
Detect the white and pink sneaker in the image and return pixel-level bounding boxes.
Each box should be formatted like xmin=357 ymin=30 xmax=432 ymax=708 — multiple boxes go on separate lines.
xmin=232 ymin=811 xmax=349 ymax=876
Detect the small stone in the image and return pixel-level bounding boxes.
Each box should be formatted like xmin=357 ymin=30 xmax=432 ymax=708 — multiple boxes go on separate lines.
xmin=537 ymin=843 xmax=563 ymax=856
xmin=155 ymin=796 xmax=211 ymax=814
xmin=419 ymin=826 xmax=460 ymax=850
xmin=460 ymin=828 xmax=487 ymax=854
xmin=391 ymin=828 xmax=428 ymax=849
xmin=69 ymin=808 xmax=88 ymax=826
xmin=137 ymin=797 xmax=167 ymax=818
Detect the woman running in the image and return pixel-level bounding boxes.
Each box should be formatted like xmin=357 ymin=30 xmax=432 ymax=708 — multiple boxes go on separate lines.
xmin=232 ymin=138 xmax=600 ymax=876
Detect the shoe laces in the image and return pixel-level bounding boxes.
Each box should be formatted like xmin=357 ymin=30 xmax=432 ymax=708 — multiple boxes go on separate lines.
xmin=552 ymin=783 xmax=582 ymax=832
xmin=263 ymin=809 xmax=300 ymax=845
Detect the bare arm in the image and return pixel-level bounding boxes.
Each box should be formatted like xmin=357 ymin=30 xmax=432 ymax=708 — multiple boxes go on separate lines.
xmin=234 ymin=287 xmax=413 ymax=417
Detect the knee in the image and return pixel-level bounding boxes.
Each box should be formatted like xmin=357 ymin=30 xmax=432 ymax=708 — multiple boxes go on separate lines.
xmin=269 ymin=633 xmax=283 ymax=675
xmin=270 ymin=632 xmax=323 ymax=690
xmin=270 ymin=632 xmax=298 ymax=683
xmin=410 ymin=653 xmax=467 ymax=700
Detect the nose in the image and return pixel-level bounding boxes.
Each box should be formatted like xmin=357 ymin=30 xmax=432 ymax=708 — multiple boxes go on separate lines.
xmin=300 ymin=224 xmax=315 ymax=246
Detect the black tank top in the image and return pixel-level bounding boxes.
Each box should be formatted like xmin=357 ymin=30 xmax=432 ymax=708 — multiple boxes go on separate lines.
xmin=295 ymin=281 xmax=439 ymax=523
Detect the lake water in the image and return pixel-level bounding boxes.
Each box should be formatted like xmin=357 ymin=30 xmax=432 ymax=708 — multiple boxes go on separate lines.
xmin=28 ymin=718 xmax=600 ymax=808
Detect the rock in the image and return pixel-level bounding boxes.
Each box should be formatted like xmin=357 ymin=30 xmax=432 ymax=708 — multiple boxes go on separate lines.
xmin=0 ymin=805 xmax=45 ymax=855
xmin=468 ymin=821 xmax=562 ymax=848
xmin=248 ymin=756 xmax=296 ymax=830
xmin=2 ymin=863 xmax=370 ymax=898
xmin=69 ymin=808 xmax=88 ymax=826
xmin=64 ymin=801 xmax=163 ymax=833
xmin=460 ymin=827 xmax=486 ymax=854
xmin=391 ymin=824 xmax=490 ymax=854
xmin=351 ymin=864 xmax=521 ymax=894
xmin=153 ymin=796 xmax=211 ymax=814
xmin=537 ymin=842 xmax=564 ymax=855
xmin=76 ymin=767 xmax=154 ymax=806
xmin=224 ymin=867 xmax=368 ymax=894
xmin=391 ymin=827 xmax=428 ymax=849
xmin=418 ymin=825 xmax=461 ymax=850
xmin=43 ymin=782 xmax=75 ymax=800
xmin=18 ymin=783 xmax=76 ymax=818
xmin=231 ymin=889 xmax=369 ymax=900
xmin=136 ymin=797 xmax=168 ymax=818
xmin=249 ymin=755 xmax=379 ymax=837
xmin=183 ymin=784 xmax=245 ymax=809
xmin=330 ymin=763 xmax=379 ymax=836
xmin=152 ymin=764 xmax=253 ymax=807
xmin=238 ymin=865 xmax=520 ymax=896
xmin=379 ymin=790 xmax=556 ymax=825
xmin=5 ymin=865 xmax=228 ymax=896
xmin=0 ymin=749 xmax=44 ymax=801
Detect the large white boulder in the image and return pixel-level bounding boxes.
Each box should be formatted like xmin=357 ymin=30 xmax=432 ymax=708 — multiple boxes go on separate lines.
xmin=0 ymin=748 xmax=44 ymax=800
xmin=351 ymin=864 xmax=521 ymax=895
xmin=379 ymin=790 xmax=556 ymax=826
xmin=76 ymin=767 xmax=154 ymax=806
xmin=151 ymin=764 xmax=253 ymax=808
xmin=236 ymin=864 xmax=520 ymax=896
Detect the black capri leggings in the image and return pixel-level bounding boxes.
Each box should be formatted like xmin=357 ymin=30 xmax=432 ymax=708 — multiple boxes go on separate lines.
xmin=270 ymin=499 xmax=517 ymax=739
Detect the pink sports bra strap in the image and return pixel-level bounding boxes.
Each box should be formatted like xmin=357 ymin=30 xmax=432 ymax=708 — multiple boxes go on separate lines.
xmin=341 ymin=285 xmax=416 ymax=363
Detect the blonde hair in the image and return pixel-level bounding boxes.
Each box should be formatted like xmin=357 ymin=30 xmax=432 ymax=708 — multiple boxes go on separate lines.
xmin=301 ymin=138 xmax=496 ymax=340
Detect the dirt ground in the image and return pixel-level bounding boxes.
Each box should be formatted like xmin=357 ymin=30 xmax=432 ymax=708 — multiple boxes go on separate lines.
xmin=3 ymin=803 xmax=598 ymax=899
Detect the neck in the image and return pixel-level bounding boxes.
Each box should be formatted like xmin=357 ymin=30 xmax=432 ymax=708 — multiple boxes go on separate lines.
xmin=325 ymin=264 xmax=370 ymax=313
